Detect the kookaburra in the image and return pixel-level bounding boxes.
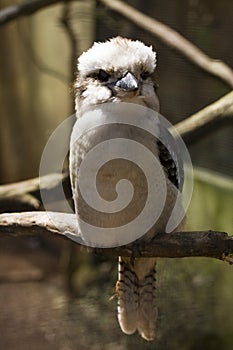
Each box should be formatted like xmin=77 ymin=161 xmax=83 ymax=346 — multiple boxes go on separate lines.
xmin=70 ymin=37 xmax=183 ymax=341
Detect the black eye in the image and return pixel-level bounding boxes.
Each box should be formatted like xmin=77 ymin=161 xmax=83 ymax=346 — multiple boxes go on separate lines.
xmin=97 ymin=69 xmax=110 ymax=82
xmin=141 ymin=71 xmax=151 ymax=80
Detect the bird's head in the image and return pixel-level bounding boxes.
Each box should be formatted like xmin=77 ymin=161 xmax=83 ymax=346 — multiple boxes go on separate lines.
xmin=75 ymin=37 xmax=159 ymax=112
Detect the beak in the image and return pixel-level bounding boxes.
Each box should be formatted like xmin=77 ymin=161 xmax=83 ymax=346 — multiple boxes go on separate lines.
xmin=115 ymin=72 xmax=138 ymax=91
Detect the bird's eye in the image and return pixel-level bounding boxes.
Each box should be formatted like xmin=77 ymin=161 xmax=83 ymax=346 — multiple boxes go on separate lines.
xmin=97 ymin=69 xmax=110 ymax=82
xmin=140 ymin=71 xmax=151 ymax=80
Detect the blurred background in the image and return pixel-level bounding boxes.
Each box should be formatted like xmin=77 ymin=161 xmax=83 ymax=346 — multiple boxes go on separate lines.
xmin=0 ymin=0 xmax=232 ymax=349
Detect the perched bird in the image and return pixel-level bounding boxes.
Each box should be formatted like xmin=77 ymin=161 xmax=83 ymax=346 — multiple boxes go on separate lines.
xmin=70 ymin=37 xmax=183 ymax=341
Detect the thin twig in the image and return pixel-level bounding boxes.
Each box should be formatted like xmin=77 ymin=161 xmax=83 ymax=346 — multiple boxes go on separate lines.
xmin=18 ymin=20 xmax=69 ymax=85
xmin=0 ymin=172 xmax=70 ymax=209
xmin=100 ymin=0 xmax=233 ymax=88
xmin=174 ymin=90 xmax=233 ymax=142
xmin=60 ymin=0 xmax=79 ymax=109
xmin=0 ymin=0 xmax=60 ymax=25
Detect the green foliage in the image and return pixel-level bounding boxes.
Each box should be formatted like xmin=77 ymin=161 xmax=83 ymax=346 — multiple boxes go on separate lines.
xmin=186 ymin=167 xmax=233 ymax=233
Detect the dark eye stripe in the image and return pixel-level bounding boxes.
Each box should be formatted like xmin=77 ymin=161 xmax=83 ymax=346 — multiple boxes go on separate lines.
xmin=141 ymin=71 xmax=151 ymax=80
xmin=97 ymin=69 xmax=110 ymax=82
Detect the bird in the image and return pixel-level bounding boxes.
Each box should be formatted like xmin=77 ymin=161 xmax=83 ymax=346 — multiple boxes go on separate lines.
xmin=70 ymin=37 xmax=184 ymax=341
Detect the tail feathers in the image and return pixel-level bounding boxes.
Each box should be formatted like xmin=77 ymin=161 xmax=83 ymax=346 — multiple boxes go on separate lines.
xmin=116 ymin=256 xmax=157 ymax=341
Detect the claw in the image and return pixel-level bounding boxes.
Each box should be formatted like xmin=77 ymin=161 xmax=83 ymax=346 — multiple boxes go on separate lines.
xmin=222 ymin=252 xmax=233 ymax=265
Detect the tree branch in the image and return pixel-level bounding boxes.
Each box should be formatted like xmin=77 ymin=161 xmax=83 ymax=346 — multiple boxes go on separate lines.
xmin=0 ymin=211 xmax=232 ymax=262
xmin=0 ymin=172 xmax=70 ymax=211
xmin=100 ymin=0 xmax=233 ymax=88
xmin=173 ymin=90 xmax=233 ymax=143
xmin=0 ymin=0 xmax=60 ymax=25
xmin=1 ymin=0 xmax=232 ymax=87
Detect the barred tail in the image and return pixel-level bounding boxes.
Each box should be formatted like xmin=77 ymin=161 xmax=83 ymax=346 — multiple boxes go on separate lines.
xmin=116 ymin=256 xmax=157 ymax=341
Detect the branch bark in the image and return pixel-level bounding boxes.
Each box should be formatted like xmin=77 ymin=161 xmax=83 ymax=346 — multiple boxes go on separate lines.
xmin=100 ymin=0 xmax=233 ymax=88
xmin=0 ymin=211 xmax=232 ymax=262
xmin=0 ymin=0 xmax=60 ymax=25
